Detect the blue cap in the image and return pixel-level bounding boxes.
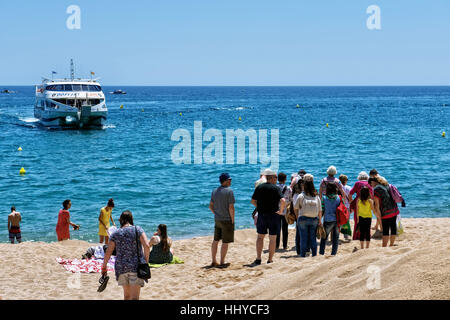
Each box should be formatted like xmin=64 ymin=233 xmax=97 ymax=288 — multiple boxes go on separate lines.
xmin=219 ymin=173 xmax=231 ymax=183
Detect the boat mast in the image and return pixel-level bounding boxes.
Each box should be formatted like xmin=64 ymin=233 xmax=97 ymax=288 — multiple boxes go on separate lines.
xmin=70 ymin=59 xmax=75 ymax=81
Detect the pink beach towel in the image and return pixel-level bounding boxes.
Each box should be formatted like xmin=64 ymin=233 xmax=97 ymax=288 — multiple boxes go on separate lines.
xmin=56 ymin=257 xmax=115 ymax=273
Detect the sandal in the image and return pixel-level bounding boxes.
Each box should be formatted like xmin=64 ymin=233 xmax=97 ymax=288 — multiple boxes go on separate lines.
xmin=97 ymin=274 xmax=109 ymax=292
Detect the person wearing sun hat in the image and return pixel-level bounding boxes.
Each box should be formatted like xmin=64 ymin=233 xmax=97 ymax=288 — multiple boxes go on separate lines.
xmin=251 ymin=168 xmax=286 ymax=265
xmin=209 ymin=173 xmax=235 ymax=268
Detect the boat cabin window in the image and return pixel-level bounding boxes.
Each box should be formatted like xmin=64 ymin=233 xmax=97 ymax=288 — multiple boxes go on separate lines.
xmin=45 ymin=84 xmax=102 ymax=92
xmin=88 ymin=85 xmax=102 ymax=92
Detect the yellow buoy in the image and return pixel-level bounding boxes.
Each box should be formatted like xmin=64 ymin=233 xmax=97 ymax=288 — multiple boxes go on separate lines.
xmin=120 ymin=105 xmax=124 ymax=109
xmin=326 ymin=123 xmax=329 ymax=128
xmin=238 ymin=116 xmax=242 ymax=121
xmin=18 ymin=147 xmax=22 ymax=151
xmin=179 ymin=112 xmax=182 ymax=116
xmin=296 ymin=104 xmax=300 ymax=108
xmin=443 ymin=131 xmax=446 ymax=137
xmin=19 ymin=167 xmax=26 ymax=175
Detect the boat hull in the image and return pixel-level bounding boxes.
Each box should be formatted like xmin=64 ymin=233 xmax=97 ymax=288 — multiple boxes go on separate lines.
xmin=34 ymin=109 xmax=107 ymax=129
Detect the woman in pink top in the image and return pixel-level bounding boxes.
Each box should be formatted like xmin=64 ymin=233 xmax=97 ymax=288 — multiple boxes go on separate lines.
xmin=56 ymin=199 xmax=80 ymax=241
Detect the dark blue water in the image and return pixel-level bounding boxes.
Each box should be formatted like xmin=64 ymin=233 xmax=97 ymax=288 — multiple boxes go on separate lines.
xmin=0 ymin=86 xmax=449 ymax=243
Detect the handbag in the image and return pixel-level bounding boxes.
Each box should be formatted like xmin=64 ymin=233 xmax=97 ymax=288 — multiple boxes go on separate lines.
xmin=316 ymin=224 xmax=326 ymax=240
xmin=135 ymin=226 xmax=151 ymax=282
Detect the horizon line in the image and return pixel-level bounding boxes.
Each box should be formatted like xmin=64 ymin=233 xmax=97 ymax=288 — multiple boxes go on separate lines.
xmin=2 ymin=84 xmax=450 ymax=87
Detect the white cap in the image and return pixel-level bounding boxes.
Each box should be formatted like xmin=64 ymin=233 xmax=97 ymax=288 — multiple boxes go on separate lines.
xmin=261 ymin=168 xmax=277 ymax=176
xmin=304 ymin=173 xmax=314 ymax=182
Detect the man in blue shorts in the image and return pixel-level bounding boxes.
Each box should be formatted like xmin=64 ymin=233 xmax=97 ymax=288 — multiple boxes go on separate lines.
xmin=251 ymin=169 xmax=286 ymax=264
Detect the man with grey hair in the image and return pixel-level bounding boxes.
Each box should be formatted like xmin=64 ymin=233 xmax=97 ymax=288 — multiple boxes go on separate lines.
xmin=251 ymin=169 xmax=286 ymax=264
xmin=319 ymin=166 xmax=346 ymax=201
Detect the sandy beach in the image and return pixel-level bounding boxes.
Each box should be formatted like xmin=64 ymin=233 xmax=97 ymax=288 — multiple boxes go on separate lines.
xmin=0 ymin=218 xmax=449 ymax=300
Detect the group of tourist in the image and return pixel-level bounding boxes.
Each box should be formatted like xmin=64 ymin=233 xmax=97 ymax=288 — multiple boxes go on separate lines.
xmin=209 ymin=166 xmax=402 ymax=267
xmin=6 ymin=165 xmax=402 ymax=300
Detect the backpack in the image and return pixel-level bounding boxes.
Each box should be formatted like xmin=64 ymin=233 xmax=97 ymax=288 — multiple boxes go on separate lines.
xmin=336 ymin=195 xmax=350 ymax=229
xmin=389 ymin=184 xmax=405 ymax=207
xmin=300 ymin=194 xmax=321 ymax=218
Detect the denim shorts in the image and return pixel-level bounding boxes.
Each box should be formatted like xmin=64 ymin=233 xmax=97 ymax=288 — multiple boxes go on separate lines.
xmin=256 ymin=214 xmax=281 ymax=236
xmin=117 ymin=272 xmax=145 ymax=287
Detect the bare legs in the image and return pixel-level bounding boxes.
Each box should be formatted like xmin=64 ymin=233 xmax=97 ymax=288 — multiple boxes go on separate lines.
xmin=382 ymin=235 xmax=396 ymax=247
xmin=211 ymin=240 xmax=229 ymax=265
xmin=99 ymin=235 xmax=109 ymax=244
xmin=123 ymin=285 xmax=141 ymax=300
xmin=256 ymin=234 xmax=277 ymax=262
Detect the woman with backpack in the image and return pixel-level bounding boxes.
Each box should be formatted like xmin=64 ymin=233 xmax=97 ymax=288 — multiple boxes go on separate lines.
xmin=319 ymin=183 xmax=341 ymax=256
xmin=294 ymin=174 xmax=322 ymax=257
xmin=368 ymin=177 xmax=399 ymax=247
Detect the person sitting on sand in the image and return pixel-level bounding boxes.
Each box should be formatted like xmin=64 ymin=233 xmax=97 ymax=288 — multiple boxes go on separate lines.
xmin=149 ymin=224 xmax=174 ymax=264
xmin=356 ymin=187 xmax=379 ymax=249
xmin=319 ymin=183 xmax=341 ymax=256
xmin=369 ymin=177 xmax=399 ymax=247
xmin=251 ymin=169 xmax=286 ymax=264
xmin=209 ymin=173 xmax=235 ymax=268
xmin=8 ymin=206 xmax=22 ymax=244
xmin=102 ymin=210 xmax=150 ymax=300
xmin=98 ymin=198 xmax=116 ymax=244
xmin=56 ymin=200 xmax=80 ymax=241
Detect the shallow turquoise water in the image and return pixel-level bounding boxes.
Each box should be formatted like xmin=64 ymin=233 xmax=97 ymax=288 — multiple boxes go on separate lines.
xmin=0 ymin=86 xmax=449 ymax=243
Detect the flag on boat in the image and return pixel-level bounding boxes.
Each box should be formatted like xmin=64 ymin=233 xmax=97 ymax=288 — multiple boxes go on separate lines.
xmin=52 ymin=71 xmax=57 ymax=74
xmin=91 ymin=71 xmax=95 ymax=75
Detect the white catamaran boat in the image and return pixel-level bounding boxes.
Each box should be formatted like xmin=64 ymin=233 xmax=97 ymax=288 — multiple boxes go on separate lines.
xmin=34 ymin=60 xmax=107 ymax=128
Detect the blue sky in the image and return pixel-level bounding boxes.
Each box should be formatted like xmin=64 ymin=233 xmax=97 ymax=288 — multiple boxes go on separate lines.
xmin=0 ymin=0 xmax=449 ymax=85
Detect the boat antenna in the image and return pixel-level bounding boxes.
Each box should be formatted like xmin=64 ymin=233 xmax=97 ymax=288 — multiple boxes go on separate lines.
xmin=70 ymin=59 xmax=75 ymax=81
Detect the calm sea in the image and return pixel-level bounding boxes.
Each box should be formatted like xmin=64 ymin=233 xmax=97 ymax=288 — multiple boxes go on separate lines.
xmin=0 ymin=86 xmax=449 ymax=243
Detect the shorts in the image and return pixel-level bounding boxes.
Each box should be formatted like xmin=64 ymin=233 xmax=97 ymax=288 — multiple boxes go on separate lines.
xmin=214 ymin=220 xmax=235 ymax=243
xmin=256 ymin=214 xmax=281 ymax=236
xmin=117 ymin=272 xmax=145 ymax=287
xmin=9 ymin=232 xmax=21 ymax=242
xmin=382 ymin=216 xmax=397 ymax=236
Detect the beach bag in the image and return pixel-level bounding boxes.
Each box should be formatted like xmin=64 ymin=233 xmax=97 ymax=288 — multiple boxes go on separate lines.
xmin=389 ymin=184 xmax=405 ymax=207
xmin=336 ymin=195 xmax=350 ymax=229
xmin=397 ymin=214 xmax=404 ymax=235
xmin=135 ymin=226 xmax=151 ymax=282
xmin=340 ymin=220 xmax=352 ymax=236
xmin=285 ymin=203 xmax=297 ymax=225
